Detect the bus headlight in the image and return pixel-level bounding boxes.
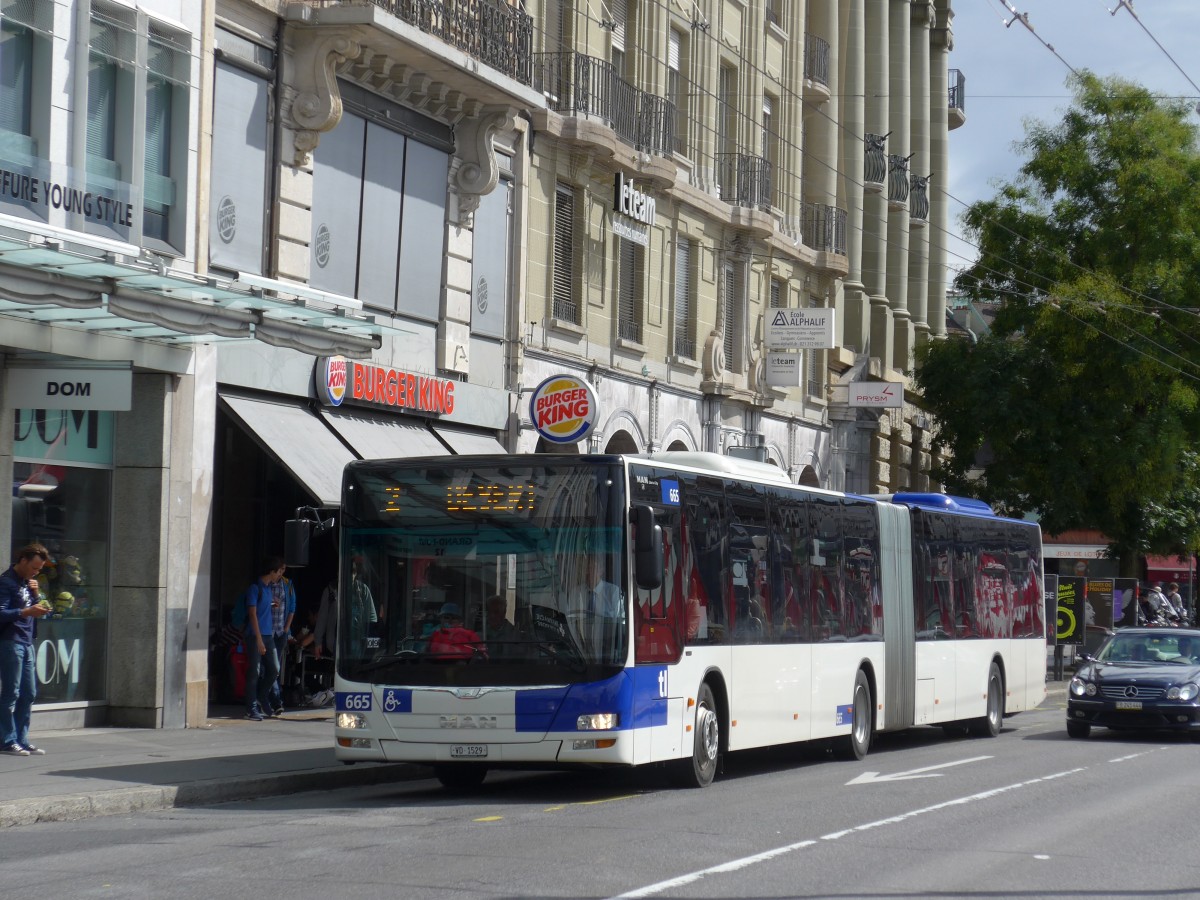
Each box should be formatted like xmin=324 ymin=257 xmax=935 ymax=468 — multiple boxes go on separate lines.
xmin=577 ymin=713 xmax=619 ymax=730
xmin=337 ymin=712 xmax=369 ymax=730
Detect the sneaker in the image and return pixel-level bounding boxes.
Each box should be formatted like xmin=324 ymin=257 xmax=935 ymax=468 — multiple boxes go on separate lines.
xmin=1 ymin=743 xmax=30 ymax=756
xmin=20 ymin=744 xmax=45 ymax=756
xmin=244 ymin=709 xmax=264 ymax=721
xmin=268 ymin=706 xmax=284 ymax=717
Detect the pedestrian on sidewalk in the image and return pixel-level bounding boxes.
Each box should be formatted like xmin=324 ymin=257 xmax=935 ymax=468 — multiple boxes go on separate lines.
xmin=0 ymin=543 xmax=53 ymax=756
xmin=243 ymin=556 xmax=284 ymax=721
xmin=268 ymin=568 xmax=296 ymax=716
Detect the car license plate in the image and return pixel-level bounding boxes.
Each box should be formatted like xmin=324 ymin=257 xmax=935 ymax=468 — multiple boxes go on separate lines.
xmin=450 ymin=744 xmax=488 ymax=758
xmin=1115 ymin=700 xmax=1142 ymax=711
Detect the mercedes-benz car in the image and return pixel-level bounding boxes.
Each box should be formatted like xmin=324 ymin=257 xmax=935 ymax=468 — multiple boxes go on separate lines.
xmin=1067 ymin=627 xmax=1200 ymax=740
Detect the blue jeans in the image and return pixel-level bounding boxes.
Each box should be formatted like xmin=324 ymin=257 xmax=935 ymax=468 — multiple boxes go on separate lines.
xmin=0 ymin=639 xmax=36 ymax=748
xmin=268 ymin=633 xmax=289 ymax=710
xmin=244 ymin=636 xmax=279 ymax=715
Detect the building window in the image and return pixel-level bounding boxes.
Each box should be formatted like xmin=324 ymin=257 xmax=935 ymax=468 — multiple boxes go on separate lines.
xmin=723 ymin=258 xmax=744 ymax=374
xmin=673 ymin=235 xmax=695 ymax=358
xmin=718 ymin=64 xmax=737 ymax=160
xmin=771 ymin=277 xmax=787 ymax=308
xmin=552 ymin=183 xmax=578 ymax=323
xmin=766 ymin=0 xmax=781 ymax=28
xmin=763 ymin=93 xmax=779 ymax=206
xmin=0 ymin=0 xmax=51 ymax=162
xmin=86 ymin=2 xmax=190 ymax=249
xmin=617 ymin=236 xmax=644 ymax=344
xmin=609 ymin=0 xmax=630 ymax=79
xmin=668 ymin=28 xmax=687 ymax=156
xmin=143 ymin=24 xmax=188 ymax=243
xmin=807 ymin=293 xmax=823 ymax=398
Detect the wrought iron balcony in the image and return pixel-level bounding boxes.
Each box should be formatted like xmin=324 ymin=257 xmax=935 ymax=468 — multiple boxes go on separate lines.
xmin=802 ymin=202 xmax=847 ymax=255
xmin=909 ymin=173 xmax=929 ymax=225
xmin=804 ymin=33 xmax=830 ymax=88
xmin=948 ymin=68 xmax=966 ymax=114
xmin=674 ymin=333 xmax=696 ymax=360
xmin=533 ymin=52 xmax=675 ymax=156
xmin=362 ymin=0 xmax=533 ymax=85
xmin=888 ymin=154 xmax=910 ymax=206
xmin=716 ymin=153 xmax=773 ymax=211
xmin=864 ymin=133 xmax=887 ymax=189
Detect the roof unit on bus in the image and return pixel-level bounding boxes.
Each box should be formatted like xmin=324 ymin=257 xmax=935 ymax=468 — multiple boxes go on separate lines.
xmin=640 ymin=450 xmax=793 ymax=484
xmin=887 ymin=492 xmax=995 ymax=515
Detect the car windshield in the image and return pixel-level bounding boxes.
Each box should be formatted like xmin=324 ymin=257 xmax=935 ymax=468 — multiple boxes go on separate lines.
xmin=1097 ymin=633 xmax=1197 ymax=664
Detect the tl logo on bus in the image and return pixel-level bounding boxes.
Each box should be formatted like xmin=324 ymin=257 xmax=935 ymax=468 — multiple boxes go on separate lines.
xmin=529 ymin=374 xmax=599 ymax=444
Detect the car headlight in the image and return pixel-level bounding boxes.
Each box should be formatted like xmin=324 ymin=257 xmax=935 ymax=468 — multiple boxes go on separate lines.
xmin=576 ymin=713 xmax=619 ymax=730
xmin=1168 ymin=683 xmax=1199 ymax=701
xmin=1069 ymin=677 xmax=1089 ymax=697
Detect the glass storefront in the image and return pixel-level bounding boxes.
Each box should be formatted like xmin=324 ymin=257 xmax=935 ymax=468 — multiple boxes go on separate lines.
xmin=11 ymin=408 xmax=112 ymax=704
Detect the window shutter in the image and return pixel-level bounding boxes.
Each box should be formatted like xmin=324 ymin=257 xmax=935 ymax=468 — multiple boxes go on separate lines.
xmin=552 ymin=184 xmax=577 ymax=322
xmin=610 ymin=0 xmax=627 ymax=53
xmin=668 ymin=29 xmax=679 ymax=71
xmin=723 ymin=261 xmax=740 ymax=372
xmin=618 ymin=237 xmax=643 ymax=343
xmin=673 ymin=236 xmax=691 ymax=357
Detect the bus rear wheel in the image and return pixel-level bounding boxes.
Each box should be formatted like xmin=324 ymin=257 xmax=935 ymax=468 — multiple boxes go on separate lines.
xmin=433 ymin=763 xmax=488 ymax=791
xmin=674 ymin=683 xmax=719 ymax=788
xmin=834 ymin=670 xmax=872 ymax=760
xmin=969 ymin=662 xmax=1004 ymax=737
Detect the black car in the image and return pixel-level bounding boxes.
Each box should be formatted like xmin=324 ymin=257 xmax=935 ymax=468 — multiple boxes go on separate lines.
xmin=1067 ymin=627 xmax=1200 ymax=740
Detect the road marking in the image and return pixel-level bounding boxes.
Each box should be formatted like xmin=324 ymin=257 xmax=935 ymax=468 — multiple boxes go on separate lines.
xmin=607 ymin=767 xmax=1086 ymax=900
xmin=474 ymin=815 xmax=503 ymax=822
xmin=845 ymin=755 xmax=993 ymax=785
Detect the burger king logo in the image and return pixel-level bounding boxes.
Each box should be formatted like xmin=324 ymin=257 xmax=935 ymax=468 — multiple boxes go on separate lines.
xmin=317 ymin=356 xmax=348 ymax=406
xmin=529 ymin=374 xmax=598 ymax=444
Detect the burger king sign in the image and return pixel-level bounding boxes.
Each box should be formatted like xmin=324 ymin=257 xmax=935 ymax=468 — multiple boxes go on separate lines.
xmin=529 ymin=374 xmax=598 ymax=445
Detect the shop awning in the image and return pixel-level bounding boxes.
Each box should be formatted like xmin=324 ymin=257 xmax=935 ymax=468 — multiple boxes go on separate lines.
xmin=1145 ymin=555 xmax=1193 ymax=580
xmin=318 ymin=407 xmax=448 ymax=461
xmin=220 ymin=393 xmax=353 ymax=507
xmin=430 ymin=423 xmax=506 ymax=455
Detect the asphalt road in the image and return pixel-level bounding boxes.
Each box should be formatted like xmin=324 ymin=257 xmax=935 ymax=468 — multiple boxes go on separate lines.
xmin=3 ymin=699 xmax=1197 ymax=900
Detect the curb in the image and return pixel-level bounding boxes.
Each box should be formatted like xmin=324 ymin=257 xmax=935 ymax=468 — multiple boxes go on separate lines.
xmin=0 ymin=762 xmax=427 ymax=828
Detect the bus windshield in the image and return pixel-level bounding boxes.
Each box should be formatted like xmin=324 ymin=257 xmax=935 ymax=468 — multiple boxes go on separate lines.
xmin=337 ymin=458 xmax=628 ymax=686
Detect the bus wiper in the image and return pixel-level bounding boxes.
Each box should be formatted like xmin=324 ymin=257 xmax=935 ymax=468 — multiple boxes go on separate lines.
xmin=356 ymin=652 xmax=421 ymax=674
xmin=533 ymin=637 xmax=588 ymax=672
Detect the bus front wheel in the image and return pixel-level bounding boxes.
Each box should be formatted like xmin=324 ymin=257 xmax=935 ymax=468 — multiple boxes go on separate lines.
xmin=433 ymin=763 xmax=488 ymax=791
xmin=675 ymin=683 xmax=720 ymax=788
xmin=834 ymin=670 xmax=872 ymax=761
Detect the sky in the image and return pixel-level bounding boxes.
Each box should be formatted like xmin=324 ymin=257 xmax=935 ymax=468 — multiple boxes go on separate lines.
xmin=943 ymin=0 xmax=1200 ymax=275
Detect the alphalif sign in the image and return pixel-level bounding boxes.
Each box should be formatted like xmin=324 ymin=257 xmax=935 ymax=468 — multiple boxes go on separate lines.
xmin=764 ymin=308 xmax=835 ymax=350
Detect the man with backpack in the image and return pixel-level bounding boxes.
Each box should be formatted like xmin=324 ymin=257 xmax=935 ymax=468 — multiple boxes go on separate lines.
xmin=239 ymin=556 xmax=285 ymax=721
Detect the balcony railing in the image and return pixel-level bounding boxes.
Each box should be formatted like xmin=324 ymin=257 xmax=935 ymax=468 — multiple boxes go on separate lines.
xmin=909 ymin=174 xmax=929 ymax=223
xmin=674 ymin=333 xmax=696 ymax=359
xmin=802 ymin=202 xmax=847 ymax=255
xmin=864 ymin=133 xmax=887 ymax=187
xmin=533 ymin=52 xmax=675 ymax=156
xmin=365 ymin=0 xmax=533 ymax=85
xmin=716 ymin=153 xmax=773 ymax=211
xmin=804 ymin=33 xmax=830 ymax=88
xmin=948 ymin=68 xmax=965 ymax=114
xmin=888 ymin=154 xmax=910 ymax=205
xmin=552 ymin=297 xmax=579 ymax=323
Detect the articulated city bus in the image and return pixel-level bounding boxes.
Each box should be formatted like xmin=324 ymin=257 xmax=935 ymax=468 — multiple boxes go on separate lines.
xmin=332 ymin=452 xmax=1045 ymax=788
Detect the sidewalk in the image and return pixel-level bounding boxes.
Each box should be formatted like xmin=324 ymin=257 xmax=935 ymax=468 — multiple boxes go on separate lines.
xmin=0 ymin=706 xmax=426 ymax=828
xmin=1 ymin=683 xmax=1072 ymax=829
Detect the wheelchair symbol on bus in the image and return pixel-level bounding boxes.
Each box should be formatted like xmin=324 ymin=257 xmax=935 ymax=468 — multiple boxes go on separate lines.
xmin=382 ymin=688 xmax=411 ymax=713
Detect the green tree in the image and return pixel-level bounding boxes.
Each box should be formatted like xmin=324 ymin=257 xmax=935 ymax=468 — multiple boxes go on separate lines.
xmin=917 ymin=73 xmax=1200 ymax=571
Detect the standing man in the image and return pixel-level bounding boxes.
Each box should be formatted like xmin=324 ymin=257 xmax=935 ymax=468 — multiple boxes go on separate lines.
xmin=243 ymin=556 xmax=284 ymax=721
xmin=0 ymin=544 xmax=53 ymax=756
xmin=267 ymin=567 xmax=296 ymax=716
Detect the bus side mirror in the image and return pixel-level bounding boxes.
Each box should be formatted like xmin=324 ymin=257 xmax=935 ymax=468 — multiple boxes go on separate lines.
xmin=634 ymin=505 xmax=663 ymax=591
xmin=285 ymin=519 xmax=311 ymax=567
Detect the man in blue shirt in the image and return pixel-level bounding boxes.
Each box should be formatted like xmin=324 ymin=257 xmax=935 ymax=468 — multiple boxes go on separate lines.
xmin=267 ymin=570 xmax=296 ymax=716
xmin=243 ymin=556 xmax=285 ymax=721
xmin=0 ymin=544 xmax=53 ymax=755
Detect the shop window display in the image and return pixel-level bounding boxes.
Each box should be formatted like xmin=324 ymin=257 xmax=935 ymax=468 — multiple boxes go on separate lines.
xmin=12 ymin=408 xmax=112 ymax=704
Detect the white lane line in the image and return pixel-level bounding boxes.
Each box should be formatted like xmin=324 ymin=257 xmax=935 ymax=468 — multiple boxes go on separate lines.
xmin=607 ymin=768 xmax=1086 ymax=900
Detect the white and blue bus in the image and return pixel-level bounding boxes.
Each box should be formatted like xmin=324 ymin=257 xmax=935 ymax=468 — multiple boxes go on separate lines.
xmin=332 ymin=452 xmax=1046 ymax=788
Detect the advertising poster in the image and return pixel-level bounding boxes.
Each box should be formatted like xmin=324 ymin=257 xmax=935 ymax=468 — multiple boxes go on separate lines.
xmin=1056 ymin=576 xmax=1086 ymax=645
xmin=1113 ymin=577 xmax=1139 ymax=628
xmin=1043 ymin=574 xmax=1058 ymax=646
xmin=1085 ymin=579 xmax=1115 ymax=631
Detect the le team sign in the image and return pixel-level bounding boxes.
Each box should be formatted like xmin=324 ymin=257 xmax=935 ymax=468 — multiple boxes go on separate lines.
xmin=316 ymin=356 xmax=455 ymax=415
xmin=529 ymin=374 xmax=599 ymax=444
